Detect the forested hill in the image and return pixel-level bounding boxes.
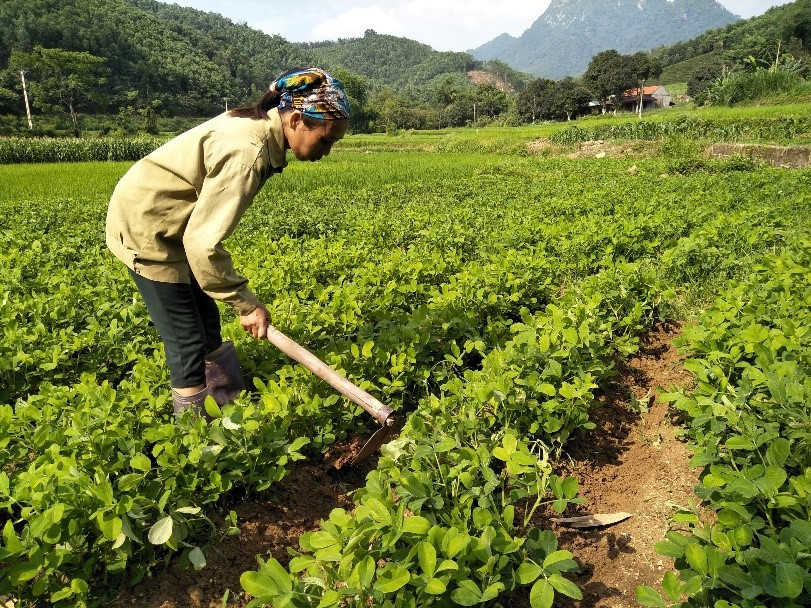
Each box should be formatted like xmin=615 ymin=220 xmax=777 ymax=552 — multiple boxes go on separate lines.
xmin=0 ymin=0 xmax=315 ymax=115
xmin=303 ymin=29 xmax=530 ymax=92
xmin=0 ymin=1 xmax=527 ymax=121
xmin=652 ymin=0 xmax=811 ymax=71
xmin=303 ymin=30 xmax=477 ymax=89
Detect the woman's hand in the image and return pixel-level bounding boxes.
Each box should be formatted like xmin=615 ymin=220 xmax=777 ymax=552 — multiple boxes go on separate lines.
xmin=240 ymin=304 xmax=270 ymax=339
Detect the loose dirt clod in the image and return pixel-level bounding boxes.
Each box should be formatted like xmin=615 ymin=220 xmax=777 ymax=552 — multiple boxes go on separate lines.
xmin=324 ymin=434 xmax=368 ymax=470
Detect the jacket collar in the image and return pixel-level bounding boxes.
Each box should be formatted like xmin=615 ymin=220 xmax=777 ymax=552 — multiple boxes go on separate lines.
xmin=265 ymin=108 xmax=288 ymax=173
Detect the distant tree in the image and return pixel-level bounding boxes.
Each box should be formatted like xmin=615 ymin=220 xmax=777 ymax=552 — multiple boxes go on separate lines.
xmin=517 ymin=78 xmax=556 ymax=122
xmin=10 ymin=46 xmax=108 ymax=136
xmin=0 ymin=69 xmax=18 ymax=114
xmin=783 ymin=0 xmax=811 ymax=48
xmin=584 ymin=50 xmax=625 ymax=112
xmin=0 ymin=85 xmax=17 ymax=114
xmin=687 ymin=58 xmax=726 ymax=101
xmin=474 ymin=83 xmax=510 ymax=121
xmin=444 ymin=97 xmax=474 ymax=127
xmin=551 ymin=77 xmax=593 ymax=121
xmin=332 ymin=67 xmax=371 ymax=132
xmin=429 ymin=73 xmax=471 ymax=107
xmin=585 ymin=50 xmax=659 ymax=114
xmin=629 ymin=52 xmax=662 ymax=83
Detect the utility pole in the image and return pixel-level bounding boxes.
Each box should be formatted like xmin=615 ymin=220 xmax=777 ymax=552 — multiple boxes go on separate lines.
xmin=20 ymin=70 xmax=33 ymax=129
xmin=638 ymin=79 xmax=645 ymax=119
xmin=223 ymin=97 xmax=230 ymax=112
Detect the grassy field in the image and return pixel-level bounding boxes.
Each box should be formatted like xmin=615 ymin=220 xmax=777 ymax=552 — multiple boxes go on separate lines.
xmin=1 ymin=119 xmax=809 ymax=607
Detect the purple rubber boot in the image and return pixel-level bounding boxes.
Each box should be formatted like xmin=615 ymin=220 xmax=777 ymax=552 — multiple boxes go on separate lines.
xmin=205 ymin=341 xmax=247 ymax=406
xmin=172 ymin=386 xmax=210 ymax=418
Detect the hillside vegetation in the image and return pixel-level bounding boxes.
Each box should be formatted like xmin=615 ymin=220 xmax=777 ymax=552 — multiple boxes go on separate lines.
xmin=0 ymin=1 xmax=525 ymax=134
xmin=0 ymin=0 xmax=315 ymax=116
xmin=304 ymin=31 xmax=477 ymax=89
xmin=1 ymin=0 xmax=810 ymax=136
xmin=653 ymin=0 xmax=811 ymax=71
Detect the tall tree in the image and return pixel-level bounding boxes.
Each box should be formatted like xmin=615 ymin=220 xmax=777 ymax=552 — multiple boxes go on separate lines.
xmin=331 ymin=67 xmax=371 ymax=133
xmin=10 ymin=46 xmax=108 ymax=136
xmin=552 ymin=78 xmax=593 ymax=121
xmin=474 ymin=83 xmax=510 ymax=121
xmin=517 ymin=78 xmax=556 ymax=123
xmin=584 ymin=50 xmax=656 ymax=113
xmin=584 ymin=50 xmax=624 ymax=112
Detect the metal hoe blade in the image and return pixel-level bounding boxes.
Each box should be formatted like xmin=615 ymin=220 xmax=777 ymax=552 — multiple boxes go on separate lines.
xmin=551 ymin=512 xmax=632 ymax=529
xmin=352 ymin=417 xmax=396 ymax=465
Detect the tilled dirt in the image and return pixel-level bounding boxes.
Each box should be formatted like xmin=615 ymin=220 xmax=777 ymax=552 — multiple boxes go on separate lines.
xmin=111 ymin=436 xmax=376 ymax=608
xmin=112 ymin=323 xmax=697 ymax=608
xmin=511 ymin=322 xmax=699 ymax=607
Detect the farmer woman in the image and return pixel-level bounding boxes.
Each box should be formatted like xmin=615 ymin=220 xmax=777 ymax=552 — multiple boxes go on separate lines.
xmin=106 ymin=67 xmax=350 ymax=416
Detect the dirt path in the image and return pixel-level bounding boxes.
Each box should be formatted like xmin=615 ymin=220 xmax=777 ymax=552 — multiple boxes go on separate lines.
xmin=548 ymin=322 xmax=698 ymax=608
xmin=113 ymin=324 xmax=697 ymax=608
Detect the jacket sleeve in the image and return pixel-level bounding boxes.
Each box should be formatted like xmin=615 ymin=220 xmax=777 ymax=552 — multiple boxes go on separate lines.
xmin=183 ymin=140 xmax=266 ymax=315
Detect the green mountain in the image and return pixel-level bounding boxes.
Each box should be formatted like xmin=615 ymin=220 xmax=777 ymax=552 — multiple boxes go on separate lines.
xmin=0 ymin=1 xmax=528 ymax=125
xmin=300 ymin=30 xmax=531 ymax=98
xmin=654 ymin=0 xmax=811 ymax=78
xmin=303 ymin=30 xmax=478 ymax=89
xmin=0 ymin=0 xmax=314 ymax=115
xmin=469 ymin=0 xmax=739 ymax=78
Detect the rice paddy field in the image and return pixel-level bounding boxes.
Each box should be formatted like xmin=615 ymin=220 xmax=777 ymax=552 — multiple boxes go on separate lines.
xmin=1 ymin=108 xmax=810 ymax=607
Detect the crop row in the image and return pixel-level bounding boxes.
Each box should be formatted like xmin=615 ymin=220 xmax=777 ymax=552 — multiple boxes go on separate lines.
xmin=0 ymin=137 xmax=163 ymax=164
xmin=1 ymin=153 xmax=809 ymax=605
xmin=6 ymin=155 xmax=784 ymax=405
xmin=241 ymin=263 xmax=659 ymax=607
xmin=638 ymin=244 xmax=811 ymax=608
xmin=550 ymin=116 xmax=811 ymax=146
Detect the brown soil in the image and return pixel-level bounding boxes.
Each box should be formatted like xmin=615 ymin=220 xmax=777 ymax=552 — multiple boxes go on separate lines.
xmin=568 ymin=140 xmax=654 ymax=160
xmin=467 ymin=70 xmax=512 ymax=91
xmin=511 ymin=322 xmax=699 ymax=607
xmin=112 ymin=323 xmax=697 ymax=608
xmin=111 ymin=436 xmax=377 ymax=608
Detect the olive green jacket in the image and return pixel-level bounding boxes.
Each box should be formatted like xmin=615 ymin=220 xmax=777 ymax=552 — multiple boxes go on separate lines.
xmin=106 ymin=109 xmax=287 ymax=315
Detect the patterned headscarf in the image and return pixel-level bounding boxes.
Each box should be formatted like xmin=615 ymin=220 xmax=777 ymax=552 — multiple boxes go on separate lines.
xmin=270 ymin=68 xmax=351 ymax=120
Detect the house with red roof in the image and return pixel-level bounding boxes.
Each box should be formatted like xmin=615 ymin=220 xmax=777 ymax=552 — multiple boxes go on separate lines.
xmin=607 ymin=85 xmax=674 ymax=113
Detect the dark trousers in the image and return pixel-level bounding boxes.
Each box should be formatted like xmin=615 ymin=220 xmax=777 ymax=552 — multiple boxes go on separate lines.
xmin=129 ymin=269 xmax=222 ymax=388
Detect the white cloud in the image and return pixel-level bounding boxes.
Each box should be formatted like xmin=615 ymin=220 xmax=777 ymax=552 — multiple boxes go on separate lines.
xmin=725 ymin=0 xmax=791 ymax=18
xmin=306 ymin=0 xmax=552 ymax=51
xmin=311 ymin=6 xmax=401 ymax=41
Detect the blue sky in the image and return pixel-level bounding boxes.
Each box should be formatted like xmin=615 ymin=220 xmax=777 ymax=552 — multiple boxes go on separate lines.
xmin=160 ymin=1 xmax=792 ymax=52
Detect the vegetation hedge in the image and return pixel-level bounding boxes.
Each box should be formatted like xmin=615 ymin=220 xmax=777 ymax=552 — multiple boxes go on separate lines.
xmin=0 ymin=137 xmax=163 ymax=164
xmin=550 ymin=116 xmax=811 ymax=145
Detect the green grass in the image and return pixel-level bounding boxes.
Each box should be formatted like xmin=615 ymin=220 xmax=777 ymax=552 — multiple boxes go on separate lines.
xmin=659 ymin=51 xmax=722 ymax=85
xmin=0 ymin=161 xmax=130 ymax=202
xmin=4 ymin=101 xmax=811 ymax=162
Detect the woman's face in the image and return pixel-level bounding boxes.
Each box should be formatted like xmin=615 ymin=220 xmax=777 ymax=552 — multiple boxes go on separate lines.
xmin=284 ymin=112 xmax=349 ymax=162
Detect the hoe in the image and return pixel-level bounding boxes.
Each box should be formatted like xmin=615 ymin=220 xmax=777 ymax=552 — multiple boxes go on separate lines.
xmin=266 ymin=324 xmax=396 ymax=465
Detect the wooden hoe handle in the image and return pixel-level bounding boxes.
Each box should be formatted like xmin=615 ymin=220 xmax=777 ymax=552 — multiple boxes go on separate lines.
xmin=266 ymin=324 xmax=394 ymax=427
